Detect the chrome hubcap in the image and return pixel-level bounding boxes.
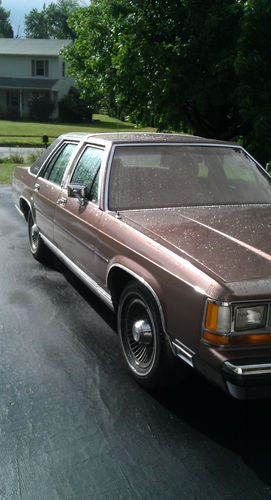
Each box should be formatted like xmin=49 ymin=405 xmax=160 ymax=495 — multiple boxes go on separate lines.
xmin=31 ymin=223 xmax=39 ymax=249
xmin=132 ymin=319 xmax=153 ymax=345
xmin=121 ymin=296 xmax=157 ymax=373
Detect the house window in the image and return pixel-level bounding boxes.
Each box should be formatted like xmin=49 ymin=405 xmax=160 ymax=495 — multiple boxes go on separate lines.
xmin=32 ymin=60 xmax=49 ymax=77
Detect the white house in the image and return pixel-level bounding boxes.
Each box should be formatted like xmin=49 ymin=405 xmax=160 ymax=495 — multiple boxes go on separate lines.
xmin=0 ymin=38 xmax=74 ymax=119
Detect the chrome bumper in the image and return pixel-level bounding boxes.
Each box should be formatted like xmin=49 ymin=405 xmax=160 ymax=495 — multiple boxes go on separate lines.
xmin=223 ymin=360 xmax=271 ymax=399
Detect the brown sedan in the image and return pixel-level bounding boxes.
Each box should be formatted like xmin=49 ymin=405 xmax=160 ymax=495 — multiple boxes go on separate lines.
xmin=12 ymin=132 xmax=271 ymax=399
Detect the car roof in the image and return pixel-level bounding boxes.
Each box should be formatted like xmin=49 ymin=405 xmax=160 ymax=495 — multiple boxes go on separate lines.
xmin=61 ymin=131 xmax=235 ymax=146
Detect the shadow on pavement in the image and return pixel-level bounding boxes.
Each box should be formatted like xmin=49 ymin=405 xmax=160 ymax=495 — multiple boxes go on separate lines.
xmin=152 ymin=373 xmax=271 ymax=489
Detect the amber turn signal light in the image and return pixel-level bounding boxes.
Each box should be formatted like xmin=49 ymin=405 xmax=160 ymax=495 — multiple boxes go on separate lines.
xmin=203 ymin=331 xmax=271 ymax=346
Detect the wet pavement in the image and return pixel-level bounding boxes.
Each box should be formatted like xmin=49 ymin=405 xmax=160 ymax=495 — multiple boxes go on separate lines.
xmin=1 ymin=184 xmax=271 ymax=499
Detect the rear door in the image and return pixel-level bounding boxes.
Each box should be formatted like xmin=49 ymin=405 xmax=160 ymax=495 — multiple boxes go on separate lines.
xmin=33 ymin=141 xmax=79 ymax=241
xmin=54 ymin=145 xmax=104 ymax=278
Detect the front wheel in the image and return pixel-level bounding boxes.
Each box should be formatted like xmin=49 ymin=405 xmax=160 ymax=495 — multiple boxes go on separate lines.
xmin=118 ymin=281 xmax=175 ymax=388
xmin=28 ymin=211 xmax=49 ymax=263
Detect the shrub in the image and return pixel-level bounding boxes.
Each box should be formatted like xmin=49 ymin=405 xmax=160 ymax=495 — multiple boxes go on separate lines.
xmin=58 ymin=87 xmax=92 ymax=123
xmin=27 ymin=151 xmax=43 ymax=163
xmin=28 ymin=94 xmax=55 ymax=122
xmin=0 ymin=106 xmax=20 ymax=120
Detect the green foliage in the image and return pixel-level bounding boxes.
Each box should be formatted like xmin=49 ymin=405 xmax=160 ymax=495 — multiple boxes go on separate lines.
xmin=25 ymin=0 xmax=79 ymax=39
xmin=0 ymin=4 xmax=13 ymax=38
xmin=28 ymin=95 xmax=55 ymax=122
xmin=65 ymin=0 xmax=244 ymax=136
xmin=58 ymin=87 xmax=92 ymax=122
xmin=235 ymin=0 xmax=271 ymax=164
xmin=64 ymin=0 xmax=271 ymax=164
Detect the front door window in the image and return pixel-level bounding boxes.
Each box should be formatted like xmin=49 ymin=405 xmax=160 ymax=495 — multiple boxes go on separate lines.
xmin=71 ymin=146 xmax=103 ymax=204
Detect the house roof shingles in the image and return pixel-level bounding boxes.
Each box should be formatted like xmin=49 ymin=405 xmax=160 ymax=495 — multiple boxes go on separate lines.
xmin=0 ymin=39 xmax=72 ymax=56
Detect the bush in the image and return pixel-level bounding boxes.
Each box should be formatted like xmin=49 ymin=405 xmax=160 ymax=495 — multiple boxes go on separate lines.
xmin=28 ymin=94 xmax=55 ymax=122
xmin=0 ymin=155 xmax=24 ymax=163
xmin=58 ymin=87 xmax=92 ymax=123
xmin=0 ymin=106 xmax=20 ymax=120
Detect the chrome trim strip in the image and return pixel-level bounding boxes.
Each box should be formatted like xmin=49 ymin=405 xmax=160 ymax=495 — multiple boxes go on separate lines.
xmin=94 ymin=249 xmax=109 ymax=263
xmin=224 ymin=361 xmax=271 ymax=376
xmin=171 ymin=339 xmax=195 ymax=367
xmin=41 ymin=234 xmax=114 ymax=310
xmin=15 ymin=204 xmax=24 ymax=217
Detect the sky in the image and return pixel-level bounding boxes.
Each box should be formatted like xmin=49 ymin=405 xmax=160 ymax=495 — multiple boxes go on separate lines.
xmin=2 ymin=0 xmax=88 ymax=36
xmin=1 ymin=0 xmax=57 ymax=36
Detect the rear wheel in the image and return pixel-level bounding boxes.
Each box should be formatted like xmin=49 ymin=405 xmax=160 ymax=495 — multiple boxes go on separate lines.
xmin=118 ymin=281 xmax=175 ymax=388
xmin=28 ymin=211 xmax=49 ymax=263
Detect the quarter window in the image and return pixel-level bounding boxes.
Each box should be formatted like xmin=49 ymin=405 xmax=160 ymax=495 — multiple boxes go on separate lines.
xmin=71 ymin=147 xmax=103 ymax=204
xmin=41 ymin=143 xmax=78 ymax=185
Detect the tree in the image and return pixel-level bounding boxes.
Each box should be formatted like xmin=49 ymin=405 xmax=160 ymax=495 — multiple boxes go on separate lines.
xmin=0 ymin=3 xmax=13 ymax=38
xmin=25 ymin=0 xmax=79 ymax=39
xmin=65 ymin=1 xmax=244 ymax=134
xmin=235 ymin=0 xmax=271 ymax=164
xmin=58 ymin=87 xmax=92 ymax=122
xmin=65 ymin=0 xmax=271 ymax=163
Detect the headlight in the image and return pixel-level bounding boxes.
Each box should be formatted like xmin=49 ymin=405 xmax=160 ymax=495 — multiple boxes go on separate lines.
xmin=203 ymin=300 xmax=271 ymax=346
xmin=235 ymin=305 xmax=267 ymax=331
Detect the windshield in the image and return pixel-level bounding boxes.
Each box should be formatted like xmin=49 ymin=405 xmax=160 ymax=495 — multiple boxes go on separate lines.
xmin=108 ymin=145 xmax=271 ymax=210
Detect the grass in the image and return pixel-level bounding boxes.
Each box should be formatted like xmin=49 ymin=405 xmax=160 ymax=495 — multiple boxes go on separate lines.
xmin=0 ymin=113 xmax=156 ymax=184
xmin=0 ymin=162 xmax=18 ymax=184
xmin=0 ymin=113 xmax=155 ymax=147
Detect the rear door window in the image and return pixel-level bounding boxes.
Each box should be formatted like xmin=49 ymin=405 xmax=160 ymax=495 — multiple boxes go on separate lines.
xmin=30 ymin=137 xmax=62 ymax=175
xmin=40 ymin=142 xmax=78 ymax=185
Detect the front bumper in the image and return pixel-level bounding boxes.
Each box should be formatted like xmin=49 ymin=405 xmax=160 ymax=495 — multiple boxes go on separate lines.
xmin=223 ymin=360 xmax=271 ymax=399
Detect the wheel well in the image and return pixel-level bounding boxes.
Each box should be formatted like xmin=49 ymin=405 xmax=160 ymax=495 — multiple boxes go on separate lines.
xmin=20 ymin=198 xmax=30 ymax=222
xmin=107 ymin=267 xmax=134 ymax=310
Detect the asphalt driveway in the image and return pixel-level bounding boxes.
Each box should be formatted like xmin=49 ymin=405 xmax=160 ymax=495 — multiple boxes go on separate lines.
xmin=0 ymin=184 xmax=271 ymax=499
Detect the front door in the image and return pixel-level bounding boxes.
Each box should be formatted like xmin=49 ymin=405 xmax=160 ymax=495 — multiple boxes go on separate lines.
xmin=54 ymin=145 xmax=104 ymax=279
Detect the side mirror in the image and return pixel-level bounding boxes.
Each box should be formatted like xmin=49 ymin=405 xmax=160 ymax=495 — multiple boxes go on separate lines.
xmin=68 ymin=183 xmax=87 ymax=206
xmin=266 ymin=162 xmax=271 ymax=174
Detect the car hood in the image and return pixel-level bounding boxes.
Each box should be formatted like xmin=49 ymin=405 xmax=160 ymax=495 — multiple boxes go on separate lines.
xmin=121 ymin=205 xmax=271 ymax=283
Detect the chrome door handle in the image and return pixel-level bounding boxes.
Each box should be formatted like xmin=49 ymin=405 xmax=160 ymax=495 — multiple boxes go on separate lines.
xmin=34 ymin=182 xmax=40 ymax=191
xmin=57 ymin=197 xmax=67 ymax=205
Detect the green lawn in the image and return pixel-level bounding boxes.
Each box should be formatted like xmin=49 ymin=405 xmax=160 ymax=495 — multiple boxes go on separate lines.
xmin=0 ymin=113 xmax=155 ymax=147
xmin=0 ymin=113 xmax=155 ymax=184
xmin=0 ymin=162 xmax=18 ymax=184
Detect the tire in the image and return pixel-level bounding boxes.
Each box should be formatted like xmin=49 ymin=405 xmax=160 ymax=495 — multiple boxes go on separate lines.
xmin=28 ymin=210 xmax=49 ymax=263
xmin=118 ymin=280 xmax=176 ymax=389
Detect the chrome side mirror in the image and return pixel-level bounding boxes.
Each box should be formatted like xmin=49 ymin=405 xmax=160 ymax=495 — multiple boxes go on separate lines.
xmin=68 ymin=184 xmax=87 ymax=206
xmin=266 ymin=162 xmax=271 ymax=174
